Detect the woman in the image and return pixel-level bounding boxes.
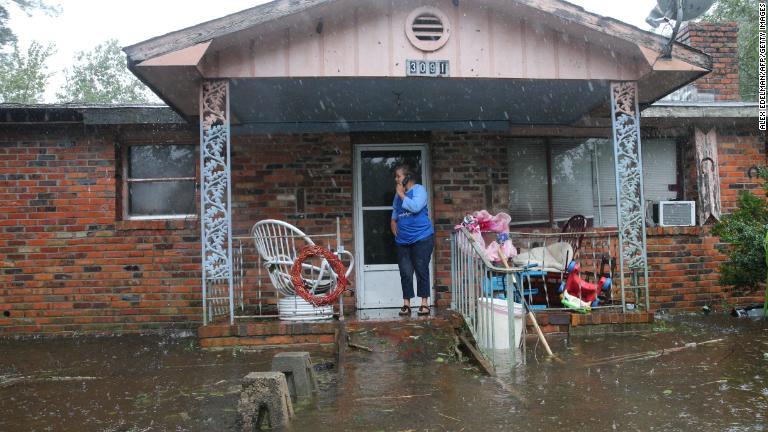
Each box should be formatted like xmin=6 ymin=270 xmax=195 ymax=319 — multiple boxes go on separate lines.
xmin=390 ymin=164 xmax=434 ymax=316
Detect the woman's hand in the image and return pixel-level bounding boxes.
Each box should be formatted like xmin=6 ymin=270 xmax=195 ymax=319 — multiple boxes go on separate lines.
xmin=390 ymin=219 xmax=398 ymax=237
xmin=395 ymin=182 xmax=405 ymax=199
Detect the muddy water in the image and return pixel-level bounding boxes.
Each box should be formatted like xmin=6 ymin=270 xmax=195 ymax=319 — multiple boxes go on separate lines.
xmin=1 ymin=315 xmax=766 ymax=431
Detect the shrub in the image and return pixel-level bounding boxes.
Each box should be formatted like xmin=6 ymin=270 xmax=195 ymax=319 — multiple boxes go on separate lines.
xmin=712 ymin=167 xmax=768 ymax=289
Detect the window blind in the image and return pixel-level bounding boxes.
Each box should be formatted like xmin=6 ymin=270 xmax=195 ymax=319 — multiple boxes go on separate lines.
xmin=508 ymin=139 xmax=548 ymax=224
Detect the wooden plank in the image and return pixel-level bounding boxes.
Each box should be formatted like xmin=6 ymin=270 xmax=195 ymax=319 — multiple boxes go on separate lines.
xmin=335 ymin=322 xmax=347 ymax=372
xmin=695 ymin=128 xmax=722 ymax=224
xmin=458 ymin=334 xmax=496 ymax=377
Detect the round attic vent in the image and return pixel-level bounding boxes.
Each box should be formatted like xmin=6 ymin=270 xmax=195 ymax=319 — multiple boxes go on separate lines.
xmin=405 ymin=7 xmax=451 ymax=52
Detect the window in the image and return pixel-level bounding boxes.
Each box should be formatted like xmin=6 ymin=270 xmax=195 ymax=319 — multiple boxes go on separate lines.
xmin=123 ymin=144 xmax=196 ymax=219
xmin=508 ymin=138 xmax=679 ymax=227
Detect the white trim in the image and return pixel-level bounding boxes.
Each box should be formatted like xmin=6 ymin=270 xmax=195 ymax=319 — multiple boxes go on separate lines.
xmin=127 ymin=214 xmax=197 ymax=221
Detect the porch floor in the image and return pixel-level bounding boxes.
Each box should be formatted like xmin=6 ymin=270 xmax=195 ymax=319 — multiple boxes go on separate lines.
xmin=197 ymin=307 xmax=654 ymax=348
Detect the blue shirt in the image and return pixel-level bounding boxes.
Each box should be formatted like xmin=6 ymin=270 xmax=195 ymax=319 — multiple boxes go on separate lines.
xmin=391 ymin=184 xmax=434 ymax=245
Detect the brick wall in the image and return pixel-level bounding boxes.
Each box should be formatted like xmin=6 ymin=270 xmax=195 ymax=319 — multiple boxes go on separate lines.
xmin=0 ymin=124 xmax=764 ymax=335
xmin=230 ymin=134 xmax=356 ymax=309
xmin=430 ymin=132 xmax=509 ymax=307
xmin=653 ymin=129 xmax=765 ymax=312
xmin=679 ymin=22 xmax=740 ymax=101
xmin=715 ymin=133 xmax=765 ymax=212
xmin=0 ymin=125 xmax=202 ymax=335
xmin=682 ymin=131 xmax=764 ymax=217
xmin=647 ymin=225 xmax=764 ymax=311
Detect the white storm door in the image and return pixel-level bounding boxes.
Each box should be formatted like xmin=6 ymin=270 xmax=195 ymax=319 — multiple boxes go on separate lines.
xmin=354 ymin=145 xmax=432 ymax=309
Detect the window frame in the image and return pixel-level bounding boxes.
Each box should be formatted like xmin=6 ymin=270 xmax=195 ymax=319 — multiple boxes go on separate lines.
xmin=121 ymin=143 xmax=198 ymax=221
xmin=507 ymin=136 xmax=682 ymax=228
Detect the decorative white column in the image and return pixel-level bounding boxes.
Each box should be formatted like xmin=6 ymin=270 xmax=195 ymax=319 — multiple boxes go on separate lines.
xmin=610 ymin=81 xmax=650 ymax=311
xmin=200 ymin=80 xmax=235 ymax=325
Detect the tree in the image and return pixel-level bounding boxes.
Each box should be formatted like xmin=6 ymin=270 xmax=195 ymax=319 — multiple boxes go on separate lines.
xmin=0 ymin=0 xmax=59 ymax=51
xmin=0 ymin=40 xmax=54 ymax=103
xmin=57 ymin=39 xmax=157 ymax=104
xmin=705 ymin=0 xmax=760 ymax=101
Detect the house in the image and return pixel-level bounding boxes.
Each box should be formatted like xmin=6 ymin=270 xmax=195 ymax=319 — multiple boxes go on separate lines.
xmin=0 ymin=0 xmax=764 ymax=335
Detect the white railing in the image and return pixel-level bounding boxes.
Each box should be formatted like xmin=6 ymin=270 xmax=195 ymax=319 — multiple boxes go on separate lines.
xmin=450 ymin=227 xmax=638 ymax=367
xmin=450 ymin=227 xmax=527 ymax=365
xmin=230 ymin=219 xmax=352 ymax=321
xmin=507 ymin=229 xmax=645 ymax=312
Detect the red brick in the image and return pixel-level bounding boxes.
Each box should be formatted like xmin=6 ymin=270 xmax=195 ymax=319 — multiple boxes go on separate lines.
xmin=681 ymin=22 xmax=740 ymax=101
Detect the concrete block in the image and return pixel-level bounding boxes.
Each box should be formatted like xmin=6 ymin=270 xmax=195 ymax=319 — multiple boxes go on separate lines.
xmin=271 ymin=351 xmax=318 ymax=399
xmin=238 ymin=372 xmax=294 ymax=431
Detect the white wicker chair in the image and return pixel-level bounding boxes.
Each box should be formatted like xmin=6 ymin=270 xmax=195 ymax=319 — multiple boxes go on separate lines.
xmin=251 ymin=219 xmax=354 ymax=320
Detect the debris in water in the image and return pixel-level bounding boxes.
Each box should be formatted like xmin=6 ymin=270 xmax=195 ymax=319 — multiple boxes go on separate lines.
xmin=355 ymin=394 xmax=432 ymax=401
xmin=584 ymin=338 xmax=725 ymax=367
xmin=348 ymin=342 xmax=373 ymax=352
xmin=438 ymin=412 xmax=462 ymax=422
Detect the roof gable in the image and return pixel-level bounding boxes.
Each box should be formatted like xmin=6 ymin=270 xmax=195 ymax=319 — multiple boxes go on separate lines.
xmin=124 ymin=0 xmax=711 ymax=119
xmin=198 ymin=0 xmax=659 ymax=81
xmin=125 ymin=0 xmax=710 ymax=71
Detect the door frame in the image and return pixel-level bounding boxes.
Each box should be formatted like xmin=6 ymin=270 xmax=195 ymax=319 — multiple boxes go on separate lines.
xmin=353 ymin=143 xmax=434 ymax=309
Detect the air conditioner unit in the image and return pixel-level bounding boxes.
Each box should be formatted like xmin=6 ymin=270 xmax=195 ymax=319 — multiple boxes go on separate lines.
xmin=652 ymin=201 xmax=696 ymax=227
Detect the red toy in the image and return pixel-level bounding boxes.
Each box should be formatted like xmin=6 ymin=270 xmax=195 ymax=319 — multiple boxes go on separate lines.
xmin=560 ymin=261 xmax=612 ymax=307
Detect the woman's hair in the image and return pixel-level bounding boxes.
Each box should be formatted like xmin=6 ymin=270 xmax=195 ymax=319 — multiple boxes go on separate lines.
xmin=394 ymin=163 xmax=415 ymax=178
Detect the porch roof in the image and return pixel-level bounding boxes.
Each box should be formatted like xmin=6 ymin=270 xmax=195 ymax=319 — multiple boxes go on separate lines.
xmin=0 ymin=103 xmax=185 ymax=125
xmin=640 ymin=101 xmax=762 ymax=129
xmin=642 ymin=101 xmax=760 ymax=119
xmin=124 ymin=0 xmax=711 ymax=131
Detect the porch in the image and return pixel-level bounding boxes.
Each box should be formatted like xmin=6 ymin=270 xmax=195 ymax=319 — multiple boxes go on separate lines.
xmin=120 ymin=0 xmax=713 ymax=330
xmin=195 ymin=305 xmax=654 ymax=349
xmin=188 ymin=76 xmax=678 ymax=327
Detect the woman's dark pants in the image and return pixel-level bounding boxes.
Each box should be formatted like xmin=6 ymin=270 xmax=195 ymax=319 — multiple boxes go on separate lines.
xmin=396 ymin=235 xmax=434 ymax=299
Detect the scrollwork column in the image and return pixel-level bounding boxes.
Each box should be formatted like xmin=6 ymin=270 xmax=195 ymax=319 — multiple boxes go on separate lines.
xmin=200 ymin=80 xmax=234 ymax=324
xmin=610 ymin=81 xmax=650 ymax=311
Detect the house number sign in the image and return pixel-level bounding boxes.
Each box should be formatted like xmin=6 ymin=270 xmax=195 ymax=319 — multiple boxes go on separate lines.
xmin=406 ymin=59 xmax=450 ymax=77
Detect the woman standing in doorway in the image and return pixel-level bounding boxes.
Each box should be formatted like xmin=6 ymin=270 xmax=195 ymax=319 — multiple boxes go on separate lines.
xmin=390 ymin=164 xmax=434 ymax=316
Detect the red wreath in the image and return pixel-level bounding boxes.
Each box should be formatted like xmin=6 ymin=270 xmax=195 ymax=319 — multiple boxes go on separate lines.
xmin=290 ymin=245 xmax=348 ymax=307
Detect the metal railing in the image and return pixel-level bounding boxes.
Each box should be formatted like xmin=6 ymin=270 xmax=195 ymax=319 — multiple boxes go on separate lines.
xmin=507 ymin=229 xmax=648 ymax=312
xmin=230 ymin=222 xmax=350 ymax=321
xmin=450 ymin=227 xmax=527 ymax=365
xmin=450 ymin=227 xmax=648 ymax=366
xmin=232 ymin=236 xmax=278 ymax=319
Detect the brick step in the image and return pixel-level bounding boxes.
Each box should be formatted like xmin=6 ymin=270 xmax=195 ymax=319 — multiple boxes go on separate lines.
xmin=569 ymin=311 xmax=655 ymax=336
xmin=570 ymin=311 xmax=654 ymax=326
xmin=197 ymin=310 xmax=654 ymax=348
xmin=198 ymin=320 xmax=338 ymax=348
xmin=198 ymin=316 xmax=456 ymax=349
xmin=522 ymin=311 xmax=572 ymax=334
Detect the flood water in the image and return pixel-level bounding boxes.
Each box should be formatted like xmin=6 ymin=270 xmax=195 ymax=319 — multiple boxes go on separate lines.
xmin=1 ymin=315 xmax=766 ymax=431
